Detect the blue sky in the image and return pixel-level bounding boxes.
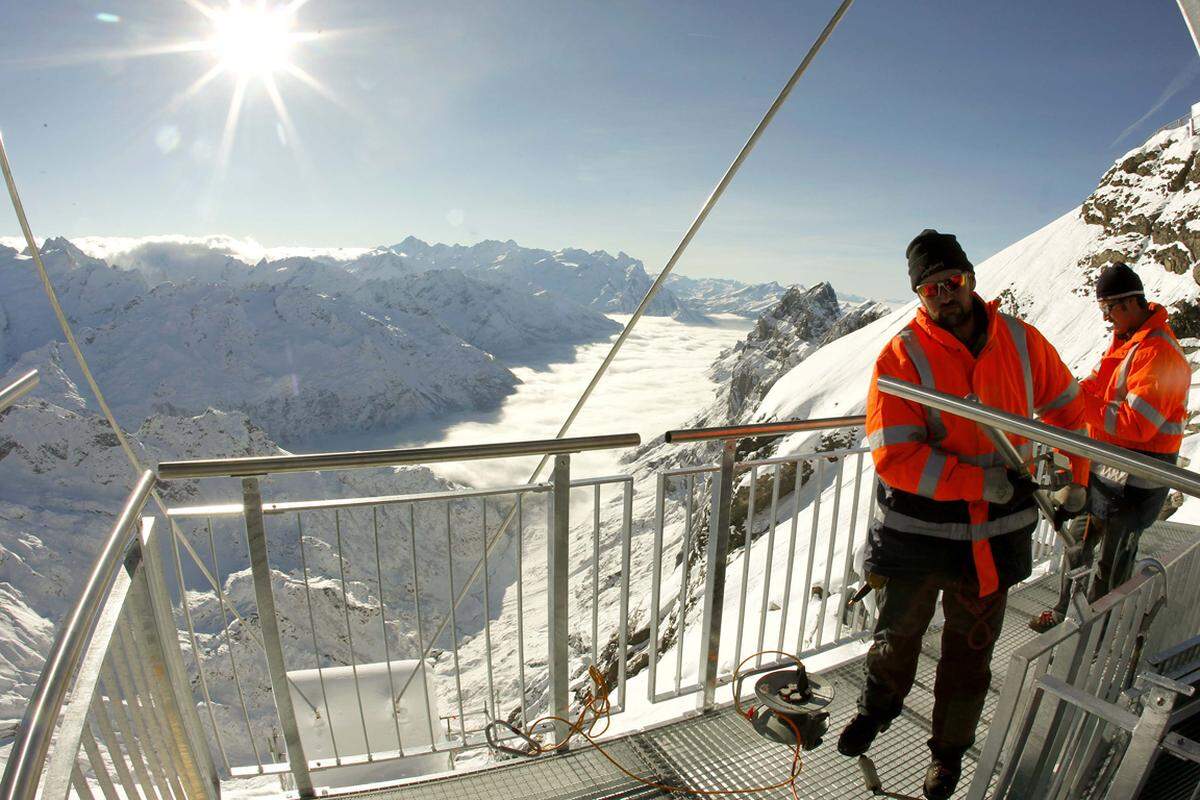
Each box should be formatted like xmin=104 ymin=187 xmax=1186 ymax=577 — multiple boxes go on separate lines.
xmin=2 ymin=1 xmax=1198 ymax=296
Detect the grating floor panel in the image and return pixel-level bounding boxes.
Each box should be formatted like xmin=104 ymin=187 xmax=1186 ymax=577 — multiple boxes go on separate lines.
xmin=347 ymin=527 xmax=1188 ymax=800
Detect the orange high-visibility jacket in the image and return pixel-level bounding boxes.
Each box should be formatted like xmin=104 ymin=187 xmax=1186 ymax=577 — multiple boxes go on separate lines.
xmin=1080 ymin=303 xmax=1189 ymax=458
xmin=867 ymin=297 xmax=1089 ymax=594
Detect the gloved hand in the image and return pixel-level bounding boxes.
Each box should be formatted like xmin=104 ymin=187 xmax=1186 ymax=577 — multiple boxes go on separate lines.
xmin=1051 ymin=483 xmax=1088 ymax=530
xmin=982 ymin=467 xmax=1039 ymax=505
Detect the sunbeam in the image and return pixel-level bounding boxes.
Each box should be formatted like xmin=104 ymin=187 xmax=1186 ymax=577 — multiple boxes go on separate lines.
xmin=166 ymin=63 xmax=225 ymax=114
xmin=216 ymin=75 xmax=248 ymax=179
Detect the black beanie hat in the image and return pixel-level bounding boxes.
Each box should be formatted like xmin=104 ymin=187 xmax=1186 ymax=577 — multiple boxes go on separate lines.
xmin=1095 ymin=262 xmax=1144 ymax=301
xmin=906 ymin=229 xmax=973 ymax=291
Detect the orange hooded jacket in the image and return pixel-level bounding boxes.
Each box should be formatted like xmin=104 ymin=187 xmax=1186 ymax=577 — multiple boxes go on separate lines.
xmin=867 ymin=296 xmax=1089 ymax=595
xmin=1080 ymin=303 xmax=1189 ymax=459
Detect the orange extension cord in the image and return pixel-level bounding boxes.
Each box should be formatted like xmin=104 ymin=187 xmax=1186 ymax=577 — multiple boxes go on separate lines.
xmin=485 ymin=651 xmax=813 ymax=799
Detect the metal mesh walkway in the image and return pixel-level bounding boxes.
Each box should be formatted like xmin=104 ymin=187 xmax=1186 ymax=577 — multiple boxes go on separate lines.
xmin=351 ymin=526 xmax=1192 ymax=800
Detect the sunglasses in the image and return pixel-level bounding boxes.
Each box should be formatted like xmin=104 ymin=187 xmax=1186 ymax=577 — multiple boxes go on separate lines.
xmin=1098 ymin=298 xmax=1128 ymax=315
xmin=915 ymin=272 xmax=968 ymax=298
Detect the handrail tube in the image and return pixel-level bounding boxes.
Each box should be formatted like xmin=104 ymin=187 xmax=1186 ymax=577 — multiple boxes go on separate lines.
xmin=158 ymin=433 xmax=641 ymax=479
xmin=0 ymin=369 xmax=37 ymax=413
xmin=0 ymin=469 xmax=156 ymax=800
xmin=664 ymin=415 xmax=866 ymax=443
xmin=877 ymin=376 xmax=1200 ymax=497
xmin=980 ymin=427 xmax=1075 ymax=548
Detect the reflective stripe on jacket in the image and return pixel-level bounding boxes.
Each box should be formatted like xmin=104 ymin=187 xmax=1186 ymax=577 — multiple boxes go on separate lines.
xmin=866 ymin=296 xmax=1089 ymax=593
xmin=1080 ymin=304 xmax=1189 ymax=456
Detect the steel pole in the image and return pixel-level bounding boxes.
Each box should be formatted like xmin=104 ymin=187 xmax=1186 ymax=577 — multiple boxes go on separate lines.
xmin=877 ymin=376 xmax=1200 ymax=498
xmin=979 ymin=427 xmax=1077 ymax=549
xmin=242 ymin=478 xmax=313 ymax=797
xmin=699 ymin=441 xmax=737 ymax=711
xmin=548 ymin=455 xmax=571 ymax=747
xmin=0 ymin=369 xmax=38 ymax=413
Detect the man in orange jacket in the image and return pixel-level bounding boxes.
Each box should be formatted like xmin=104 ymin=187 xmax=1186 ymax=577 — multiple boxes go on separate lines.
xmin=1030 ymin=263 xmax=1190 ymax=632
xmin=837 ymin=229 xmax=1090 ymax=800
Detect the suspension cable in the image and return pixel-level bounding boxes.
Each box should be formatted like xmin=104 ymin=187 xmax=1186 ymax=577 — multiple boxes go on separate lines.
xmin=527 ymin=0 xmax=856 ymax=484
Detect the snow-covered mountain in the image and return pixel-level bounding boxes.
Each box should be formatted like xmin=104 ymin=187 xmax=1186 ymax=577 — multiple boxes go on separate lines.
xmin=0 ymin=352 xmax=520 ymax=757
xmin=631 ymin=282 xmax=889 ymax=470
xmin=0 ymin=238 xmax=627 ymax=441
xmin=360 ymin=238 xmax=706 ymax=322
xmin=350 ymin=269 xmax=619 ymax=357
xmin=665 ymin=275 xmax=789 ymax=317
xmin=66 ymin=234 xmax=706 ymax=322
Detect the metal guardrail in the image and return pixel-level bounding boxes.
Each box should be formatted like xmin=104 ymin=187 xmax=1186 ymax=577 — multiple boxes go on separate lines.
xmin=1152 ymin=110 xmax=1195 ymax=137
xmin=646 ymin=443 xmax=878 ymax=707
xmin=663 ymin=415 xmax=865 ymax=443
xmin=156 ymin=433 xmax=640 ymax=797
xmin=14 ymin=388 xmax=1200 ymax=800
xmin=967 ymin=526 xmax=1200 ymax=800
xmin=877 ymin=376 xmax=1200 ymax=499
xmin=0 ymin=470 xmax=219 ymax=800
xmin=158 ymin=433 xmax=642 ymax=479
xmin=0 ymin=368 xmax=37 ymax=413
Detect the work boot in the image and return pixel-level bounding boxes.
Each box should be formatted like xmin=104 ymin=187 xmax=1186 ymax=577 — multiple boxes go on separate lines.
xmin=923 ymin=754 xmax=962 ymax=800
xmin=1028 ymin=609 xmax=1063 ymax=633
xmin=836 ymin=714 xmax=889 ymax=757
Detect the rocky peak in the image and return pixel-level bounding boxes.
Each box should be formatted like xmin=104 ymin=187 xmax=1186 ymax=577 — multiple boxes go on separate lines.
xmin=748 ymin=282 xmax=841 ymax=345
xmin=631 ymin=281 xmax=890 ymax=471
xmin=1079 ymin=125 xmax=1200 ymax=281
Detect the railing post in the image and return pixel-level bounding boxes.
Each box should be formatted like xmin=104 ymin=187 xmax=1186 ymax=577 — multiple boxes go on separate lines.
xmin=242 ymin=477 xmax=314 ymax=797
xmin=1107 ymin=682 xmax=1187 ymax=799
xmin=137 ymin=517 xmax=221 ymax=800
xmin=699 ymin=440 xmax=736 ymax=712
xmin=548 ymin=455 xmax=572 ymax=748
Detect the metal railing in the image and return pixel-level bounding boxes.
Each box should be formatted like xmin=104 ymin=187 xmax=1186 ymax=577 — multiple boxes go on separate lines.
xmin=646 ymin=434 xmax=878 ymax=707
xmin=0 ymin=470 xmax=219 ymax=800
xmin=0 ymin=368 xmax=37 ymax=413
xmin=155 ymin=433 xmax=639 ymax=797
xmin=646 ymin=413 xmax=1068 ymax=712
xmin=11 ymin=383 xmax=1200 ymax=800
xmin=967 ymin=527 xmax=1200 ymax=800
xmin=1152 ymin=109 xmax=1196 ymax=138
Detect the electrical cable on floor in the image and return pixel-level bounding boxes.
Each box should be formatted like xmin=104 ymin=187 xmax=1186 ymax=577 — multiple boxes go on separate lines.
xmin=485 ymin=651 xmax=827 ymax=799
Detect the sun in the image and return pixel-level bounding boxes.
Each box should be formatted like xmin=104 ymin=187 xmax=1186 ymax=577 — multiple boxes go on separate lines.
xmin=172 ymin=1 xmax=335 ymax=182
xmin=208 ymin=3 xmax=299 ymax=79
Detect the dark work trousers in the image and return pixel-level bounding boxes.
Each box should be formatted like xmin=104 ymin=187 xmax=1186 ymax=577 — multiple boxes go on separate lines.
xmin=858 ymin=574 xmax=1008 ymax=760
xmin=1050 ymin=473 xmax=1170 ymax=617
